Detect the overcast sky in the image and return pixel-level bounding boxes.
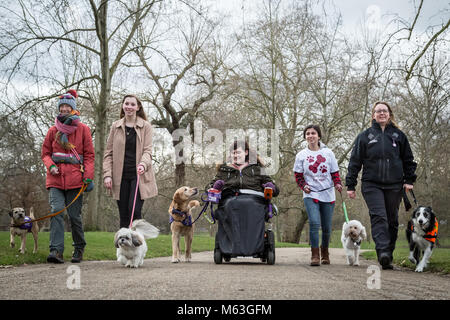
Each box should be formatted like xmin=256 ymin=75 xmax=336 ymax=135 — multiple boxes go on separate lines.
xmin=207 ymin=0 xmax=449 ymax=36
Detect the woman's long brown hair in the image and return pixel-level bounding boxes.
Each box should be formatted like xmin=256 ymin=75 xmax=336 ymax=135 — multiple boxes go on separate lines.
xmin=120 ymin=94 xmax=148 ymax=121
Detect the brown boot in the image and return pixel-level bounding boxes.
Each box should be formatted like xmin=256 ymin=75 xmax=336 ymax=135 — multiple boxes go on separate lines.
xmin=320 ymin=246 xmax=330 ymax=265
xmin=310 ymin=247 xmax=320 ymax=266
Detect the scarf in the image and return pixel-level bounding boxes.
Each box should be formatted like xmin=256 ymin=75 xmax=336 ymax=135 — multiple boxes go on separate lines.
xmin=55 ymin=111 xmax=80 ymax=150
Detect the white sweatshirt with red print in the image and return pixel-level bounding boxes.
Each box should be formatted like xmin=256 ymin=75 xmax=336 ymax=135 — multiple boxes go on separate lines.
xmin=293 ymin=143 xmax=340 ymax=203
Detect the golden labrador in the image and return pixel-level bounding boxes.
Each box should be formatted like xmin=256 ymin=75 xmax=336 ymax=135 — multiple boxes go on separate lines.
xmin=169 ymin=186 xmax=200 ymax=263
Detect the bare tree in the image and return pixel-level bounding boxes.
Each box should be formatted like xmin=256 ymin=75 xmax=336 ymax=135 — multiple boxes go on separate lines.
xmin=0 ymin=0 xmax=162 ymax=230
xmin=385 ymin=0 xmax=450 ymax=80
xmin=134 ymin=5 xmax=229 ymax=186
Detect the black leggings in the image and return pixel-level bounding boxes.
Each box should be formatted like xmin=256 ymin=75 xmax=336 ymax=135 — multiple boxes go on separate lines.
xmin=117 ymin=176 xmax=144 ymax=228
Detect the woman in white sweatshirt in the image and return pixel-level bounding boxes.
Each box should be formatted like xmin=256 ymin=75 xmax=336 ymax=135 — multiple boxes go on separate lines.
xmin=293 ymin=125 xmax=342 ymax=266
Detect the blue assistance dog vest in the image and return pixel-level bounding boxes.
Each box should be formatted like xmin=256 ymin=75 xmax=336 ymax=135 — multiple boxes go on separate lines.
xmin=169 ymin=208 xmax=193 ymax=227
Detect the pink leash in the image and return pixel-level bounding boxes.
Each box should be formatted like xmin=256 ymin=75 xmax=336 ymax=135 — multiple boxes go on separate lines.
xmin=129 ymin=173 xmax=140 ymax=229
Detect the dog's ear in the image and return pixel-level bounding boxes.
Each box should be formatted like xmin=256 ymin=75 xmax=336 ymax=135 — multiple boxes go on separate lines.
xmin=8 ymin=210 xmax=13 ymax=218
xmin=173 ymin=189 xmax=182 ymax=204
xmin=343 ymin=223 xmax=350 ymax=237
xmin=361 ymin=226 xmax=367 ymax=240
xmin=114 ymin=232 xmax=120 ymax=248
xmin=131 ymin=232 xmax=143 ymax=247
xmin=411 ymin=208 xmax=418 ymax=219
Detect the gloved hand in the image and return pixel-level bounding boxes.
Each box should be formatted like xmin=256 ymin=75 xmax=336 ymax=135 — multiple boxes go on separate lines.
xmin=83 ymin=178 xmax=94 ymax=192
xmin=213 ymin=180 xmax=225 ymax=191
xmin=262 ymin=182 xmax=275 ymax=190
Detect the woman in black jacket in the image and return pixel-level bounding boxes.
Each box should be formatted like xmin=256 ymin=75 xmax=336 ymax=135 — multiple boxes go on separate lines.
xmin=345 ymin=101 xmax=417 ymax=269
xmin=209 ymin=140 xmax=279 ymax=197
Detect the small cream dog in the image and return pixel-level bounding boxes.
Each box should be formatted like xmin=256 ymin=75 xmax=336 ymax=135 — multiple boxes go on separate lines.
xmin=114 ymin=219 xmax=159 ymax=268
xmin=9 ymin=207 xmax=39 ymax=254
xmin=341 ymin=220 xmax=367 ymax=266
xmin=169 ymin=186 xmax=200 ymax=263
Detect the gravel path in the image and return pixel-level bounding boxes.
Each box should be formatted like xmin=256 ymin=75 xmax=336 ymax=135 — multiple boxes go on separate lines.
xmin=1 ymin=248 xmax=449 ymax=300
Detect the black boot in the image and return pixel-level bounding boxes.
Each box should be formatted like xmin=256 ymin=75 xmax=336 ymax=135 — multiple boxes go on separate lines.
xmin=71 ymin=248 xmax=84 ymax=263
xmin=378 ymin=252 xmax=393 ymax=270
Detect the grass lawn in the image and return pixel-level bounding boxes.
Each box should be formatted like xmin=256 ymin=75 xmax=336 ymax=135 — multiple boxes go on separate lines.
xmin=1 ymin=230 xmax=448 ymax=274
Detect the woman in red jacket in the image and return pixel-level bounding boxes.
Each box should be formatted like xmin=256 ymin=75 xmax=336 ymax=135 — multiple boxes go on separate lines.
xmin=41 ymin=90 xmax=95 ymax=263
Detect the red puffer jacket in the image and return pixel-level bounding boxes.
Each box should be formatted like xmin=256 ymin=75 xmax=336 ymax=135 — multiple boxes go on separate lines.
xmin=41 ymin=123 xmax=95 ymax=190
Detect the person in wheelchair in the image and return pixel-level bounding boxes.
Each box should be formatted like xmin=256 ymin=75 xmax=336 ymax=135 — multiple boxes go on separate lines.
xmin=208 ymin=140 xmax=280 ymax=207
xmin=208 ymin=140 xmax=279 ymax=263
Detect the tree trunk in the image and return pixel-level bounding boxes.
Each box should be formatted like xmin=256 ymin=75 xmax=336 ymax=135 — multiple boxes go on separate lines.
xmin=86 ymin=1 xmax=111 ymax=230
xmin=175 ymin=162 xmax=186 ymax=187
xmin=293 ymin=209 xmax=308 ymax=244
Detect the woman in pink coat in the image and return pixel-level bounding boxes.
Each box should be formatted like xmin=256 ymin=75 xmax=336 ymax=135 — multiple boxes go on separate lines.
xmin=41 ymin=89 xmax=95 ymax=263
xmin=103 ymin=94 xmax=157 ymax=228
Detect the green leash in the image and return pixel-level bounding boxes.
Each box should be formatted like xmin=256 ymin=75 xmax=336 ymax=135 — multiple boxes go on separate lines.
xmin=339 ymin=191 xmax=350 ymax=223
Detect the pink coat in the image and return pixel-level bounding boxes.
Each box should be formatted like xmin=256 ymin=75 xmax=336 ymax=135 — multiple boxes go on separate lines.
xmin=42 ymin=123 xmax=95 ymax=190
xmin=103 ymin=117 xmax=158 ymax=200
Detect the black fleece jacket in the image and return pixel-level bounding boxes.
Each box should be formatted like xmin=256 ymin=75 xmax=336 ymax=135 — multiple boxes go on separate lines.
xmin=345 ymin=120 xmax=417 ymax=190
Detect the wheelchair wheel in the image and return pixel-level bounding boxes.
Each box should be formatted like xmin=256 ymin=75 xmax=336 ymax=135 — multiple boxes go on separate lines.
xmin=265 ymin=230 xmax=275 ymax=265
xmin=214 ymin=248 xmax=223 ymax=264
xmin=267 ymin=249 xmax=275 ymax=265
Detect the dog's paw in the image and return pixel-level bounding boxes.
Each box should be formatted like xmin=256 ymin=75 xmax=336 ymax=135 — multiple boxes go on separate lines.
xmin=415 ymin=266 xmax=424 ymax=272
xmin=408 ymin=257 xmax=417 ymax=265
xmin=10 ymin=242 xmax=15 ymax=248
xmin=347 ymin=256 xmax=354 ymax=266
xmin=185 ymin=257 xmax=191 ymax=263
xmin=171 ymin=258 xmax=180 ymax=263
xmin=188 ymin=200 xmax=200 ymax=209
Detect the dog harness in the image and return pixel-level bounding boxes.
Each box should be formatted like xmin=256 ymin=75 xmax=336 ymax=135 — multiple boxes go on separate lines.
xmin=19 ymin=216 xmax=33 ymax=232
xmin=170 ymin=208 xmax=193 ymax=227
xmin=411 ymin=217 xmax=438 ymax=244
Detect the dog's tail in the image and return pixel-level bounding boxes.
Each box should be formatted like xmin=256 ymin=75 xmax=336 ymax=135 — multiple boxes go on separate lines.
xmin=29 ymin=207 xmax=35 ymax=219
xmin=131 ymin=219 xmax=160 ymax=239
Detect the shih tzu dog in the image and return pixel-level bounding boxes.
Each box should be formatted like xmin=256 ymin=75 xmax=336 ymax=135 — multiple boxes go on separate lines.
xmin=114 ymin=219 xmax=159 ymax=268
xmin=341 ymin=220 xmax=367 ymax=266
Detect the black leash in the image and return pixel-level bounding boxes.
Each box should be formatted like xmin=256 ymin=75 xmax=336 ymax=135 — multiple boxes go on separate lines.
xmin=402 ymin=189 xmax=418 ymax=211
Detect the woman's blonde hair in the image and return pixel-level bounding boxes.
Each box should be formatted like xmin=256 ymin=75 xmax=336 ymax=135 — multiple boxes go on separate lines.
xmin=371 ymin=101 xmax=398 ymax=128
xmin=120 ymin=94 xmax=148 ymax=121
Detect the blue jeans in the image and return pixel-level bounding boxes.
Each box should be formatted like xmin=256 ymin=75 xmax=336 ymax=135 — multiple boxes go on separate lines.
xmin=303 ymin=198 xmax=335 ymax=248
xmin=48 ymin=188 xmax=86 ymax=254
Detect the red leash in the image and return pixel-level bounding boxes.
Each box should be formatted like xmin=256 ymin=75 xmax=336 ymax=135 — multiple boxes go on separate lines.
xmin=129 ymin=173 xmax=140 ymax=229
